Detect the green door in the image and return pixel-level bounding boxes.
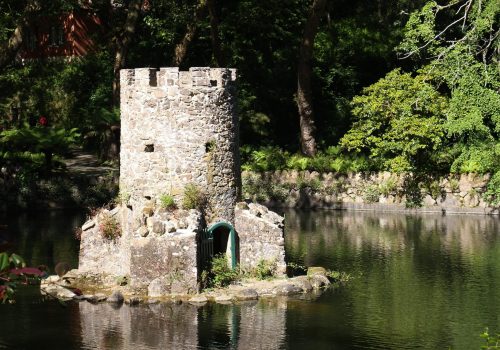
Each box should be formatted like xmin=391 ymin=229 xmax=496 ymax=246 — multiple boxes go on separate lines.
xmin=200 ymin=222 xmax=237 ymax=270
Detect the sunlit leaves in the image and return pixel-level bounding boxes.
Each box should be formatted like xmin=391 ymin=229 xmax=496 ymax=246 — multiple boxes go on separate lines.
xmin=340 ymin=69 xmax=447 ymax=172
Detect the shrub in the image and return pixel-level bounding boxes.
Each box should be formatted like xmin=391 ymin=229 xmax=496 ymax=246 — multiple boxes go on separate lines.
xmin=402 ymin=174 xmax=423 ymax=208
xmin=98 ymin=212 xmax=121 ymax=240
xmin=325 ymin=269 xmax=352 ymax=283
xmin=297 ymin=175 xmax=322 ymax=192
xmin=182 ymin=184 xmax=205 ymax=210
xmin=252 ymin=259 xmax=275 ymax=280
xmin=449 ymin=178 xmax=460 ymax=193
xmin=425 ymin=179 xmax=442 ymax=200
xmin=484 ymin=172 xmax=500 ymax=206
xmin=159 ymin=194 xmax=176 ymax=210
xmin=379 ymin=177 xmax=398 ymax=197
xmin=240 ymin=145 xmax=379 ymax=173
xmin=363 ymin=184 xmax=380 ymax=203
xmin=209 ymin=254 xmax=239 ymax=288
xmin=480 ymin=328 xmax=500 ymax=349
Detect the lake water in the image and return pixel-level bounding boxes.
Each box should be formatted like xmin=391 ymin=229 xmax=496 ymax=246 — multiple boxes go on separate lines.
xmin=0 ymin=209 xmax=499 ymax=349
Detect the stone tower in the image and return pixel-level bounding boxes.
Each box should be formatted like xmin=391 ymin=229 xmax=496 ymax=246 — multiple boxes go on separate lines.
xmin=119 ymin=67 xmax=240 ymax=224
xmin=77 ymin=67 xmax=285 ymax=296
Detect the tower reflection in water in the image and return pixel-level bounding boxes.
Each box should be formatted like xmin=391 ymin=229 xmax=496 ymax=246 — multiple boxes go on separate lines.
xmin=79 ymin=299 xmax=287 ymax=350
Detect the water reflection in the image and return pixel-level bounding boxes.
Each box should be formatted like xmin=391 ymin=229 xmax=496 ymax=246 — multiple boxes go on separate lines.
xmin=285 ymin=210 xmax=499 ymax=267
xmin=1 ymin=209 xmax=499 ymax=349
xmin=285 ymin=210 xmax=500 ymax=350
xmin=0 ymin=210 xmax=85 ymax=270
xmin=78 ymin=300 xmax=286 ymax=350
xmin=79 ymin=302 xmax=199 ymax=349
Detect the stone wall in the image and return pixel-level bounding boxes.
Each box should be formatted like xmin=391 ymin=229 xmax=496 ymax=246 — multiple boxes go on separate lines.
xmin=79 ymin=206 xmax=134 ymax=276
xmin=120 ymin=67 xmax=240 ymax=225
xmin=78 ymin=205 xmax=203 ymax=295
xmin=243 ymin=171 xmax=498 ymax=215
xmin=235 ymin=203 xmax=287 ymax=274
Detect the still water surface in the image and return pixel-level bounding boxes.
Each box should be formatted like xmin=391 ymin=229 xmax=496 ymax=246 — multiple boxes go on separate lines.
xmin=0 ymin=209 xmax=499 ymax=349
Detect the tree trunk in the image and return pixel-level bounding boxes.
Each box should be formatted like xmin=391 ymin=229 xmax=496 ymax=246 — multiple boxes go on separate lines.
xmin=207 ymin=0 xmax=224 ymax=67
xmin=112 ymin=0 xmax=142 ymax=107
xmin=0 ymin=24 xmax=25 ymax=70
xmin=172 ymin=0 xmax=207 ymax=67
xmin=296 ymin=0 xmax=327 ymax=157
xmin=0 ymin=1 xmax=36 ymax=71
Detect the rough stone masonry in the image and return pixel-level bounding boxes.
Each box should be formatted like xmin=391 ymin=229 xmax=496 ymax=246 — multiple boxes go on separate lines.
xmin=76 ymin=67 xmax=286 ymax=297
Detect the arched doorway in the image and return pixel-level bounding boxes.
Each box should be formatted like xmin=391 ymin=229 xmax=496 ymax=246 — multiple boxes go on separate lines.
xmin=199 ymin=222 xmax=237 ymax=271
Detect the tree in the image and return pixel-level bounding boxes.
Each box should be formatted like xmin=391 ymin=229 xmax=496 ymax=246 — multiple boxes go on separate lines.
xmin=397 ymin=0 xmax=500 ymax=173
xmin=340 ymin=69 xmax=448 ymax=172
xmin=172 ymin=0 xmax=207 ymax=67
xmin=342 ymin=0 xmax=499 ymax=174
xmin=207 ymin=0 xmax=224 ymax=67
xmin=112 ymin=0 xmax=143 ymax=106
xmin=296 ymin=0 xmax=327 ymax=156
xmin=0 ymin=1 xmax=39 ymax=70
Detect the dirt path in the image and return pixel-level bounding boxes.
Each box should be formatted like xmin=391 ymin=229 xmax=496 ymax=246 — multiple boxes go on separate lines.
xmin=63 ymin=148 xmax=118 ymax=178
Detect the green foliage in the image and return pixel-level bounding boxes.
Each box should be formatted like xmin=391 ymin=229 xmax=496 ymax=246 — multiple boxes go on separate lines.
xmin=207 ymin=254 xmax=239 ymax=289
xmin=182 ymin=183 xmax=205 ymax=210
xmin=341 ymin=69 xmax=447 ymax=173
xmin=342 ymin=0 xmax=499 ymax=176
xmin=241 ymin=146 xmax=378 ymax=173
xmin=241 ymin=146 xmax=288 ymax=172
xmin=115 ymin=276 xmax=129 ymax=286
xmin=325 ymin=269 xmax=352 ymax=283
xmin=252 ymin=259 xmax=275 ymax=280
xmin=480 ymin=328 xmax=500 ymax=349
xmin=363 ymin=184 xmax=381 ymax=203
xmin=402 ymin=174 xmax=424 ymax=208
xmin=379 ymin=177 xmax=398 ymax=197
xmin=425 ymin=179 xmax=442 ymax=200
xmin=159 ymin=194 xmax=176 ymax=210
xmin=449 ymin=178 xmax=460 ymax=193
xmin=242 ymin=172 xmax=290 ymax=202
xmin=98 ymin=212 xmax=121 ymax=240
xmin=324 ymin=178 xmax=347 ymax=196
xmin=297 ymin=175 xmax=322 ymax=192
xmin=116 ymin=190 xmax=131 ymax=206
xmin=484 ymin=172 xmax=500 ymax=207
xmin=0 ymin=125 xmax=79 ymax=170
xmin=286 ymin=262 xmax=307 ymax=276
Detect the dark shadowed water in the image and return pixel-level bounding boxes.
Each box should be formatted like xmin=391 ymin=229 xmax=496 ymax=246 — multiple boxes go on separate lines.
xmin=0 ymin=209 xmax=499 ymax=349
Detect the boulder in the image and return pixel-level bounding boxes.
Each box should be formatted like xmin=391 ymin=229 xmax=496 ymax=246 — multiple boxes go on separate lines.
xmin=189 ymin=295 xmax=208 ymax=305
xmin=214 ymin=294 xmax=234 ymax=304
xmin=307 ymin=267 xmax=327 ymax=277
xmin=235 ymin=288 xmax=258 ymax=301
xmin=310 ymin=275 xmax=331 ymax=289
xmin=107 ymin=290 xmax=124 ymax=304
xmin=274 ymin=284 xmax=302 ymax=296
xmin=292 ymin=276 xmax=313 ymax=292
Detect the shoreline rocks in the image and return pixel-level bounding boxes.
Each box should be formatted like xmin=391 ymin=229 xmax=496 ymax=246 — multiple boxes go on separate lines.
xmin=40 ymin=267 xmax=337 ymax=305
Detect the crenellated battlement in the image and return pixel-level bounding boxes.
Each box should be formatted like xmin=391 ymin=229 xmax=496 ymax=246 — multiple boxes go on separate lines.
xmin=120 ymin=67 xmax=237 ymax=89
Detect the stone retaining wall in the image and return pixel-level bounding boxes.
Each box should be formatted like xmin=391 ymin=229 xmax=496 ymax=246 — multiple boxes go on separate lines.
xmin=242 ymin=171 xmax=498 ymax=215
